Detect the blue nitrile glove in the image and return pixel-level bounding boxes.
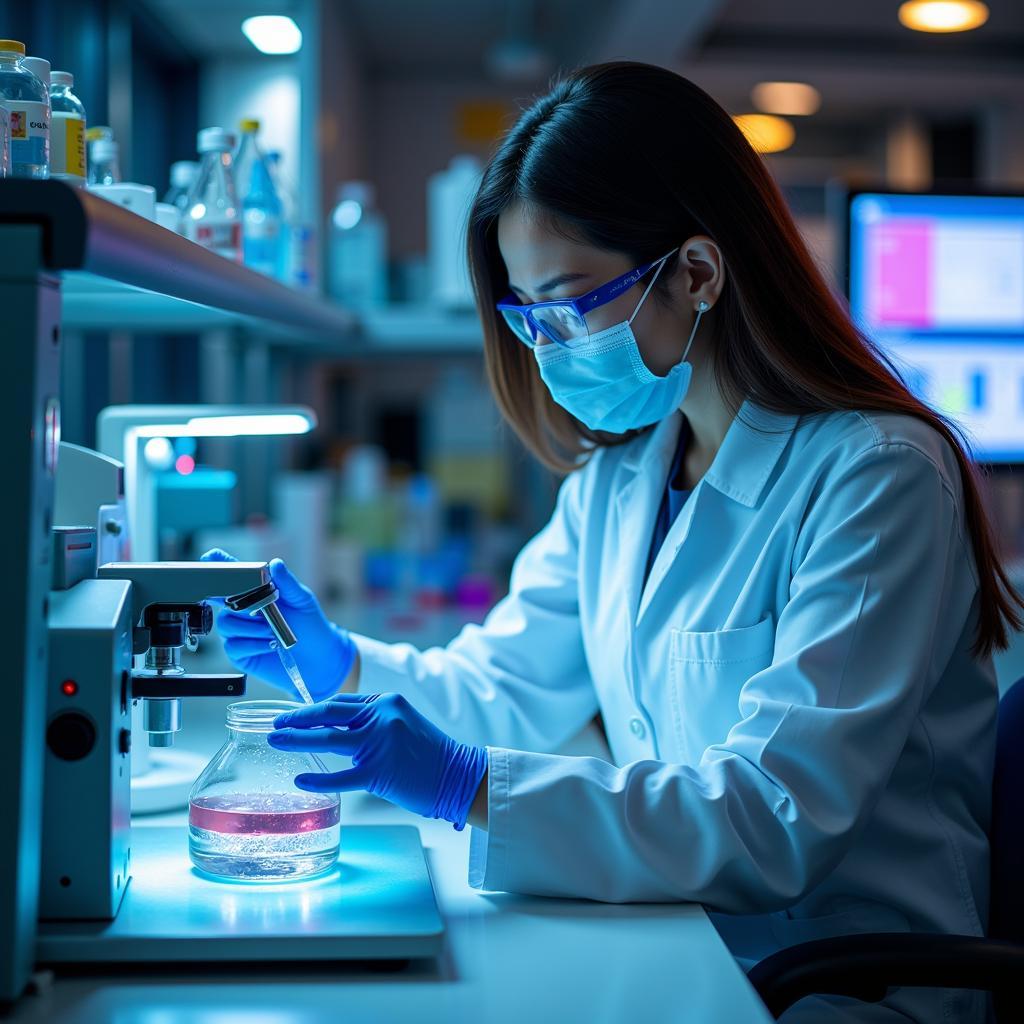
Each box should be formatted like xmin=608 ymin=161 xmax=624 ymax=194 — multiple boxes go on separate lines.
xmin=200 ymin=548 xmax=356 ymax=702
xmin=267 ymin=693 xmax=489 ymax=831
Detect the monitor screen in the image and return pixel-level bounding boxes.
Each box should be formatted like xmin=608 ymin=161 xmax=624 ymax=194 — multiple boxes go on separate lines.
xmin=847 ymin=190 xmax=1024 ymax=461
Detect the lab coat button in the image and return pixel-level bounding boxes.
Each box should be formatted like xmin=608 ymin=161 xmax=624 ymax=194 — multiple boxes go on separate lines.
xmin=629 ymin=717 xmax=646 ymax=739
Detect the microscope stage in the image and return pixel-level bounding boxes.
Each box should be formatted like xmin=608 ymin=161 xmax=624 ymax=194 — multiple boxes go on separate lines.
xmin=36 ymin=825 xmax=444 ymax=964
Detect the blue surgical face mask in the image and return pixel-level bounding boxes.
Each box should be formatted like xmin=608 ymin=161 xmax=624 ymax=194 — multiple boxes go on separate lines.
xmin=533 ymin=294 xmax=709 ymax=435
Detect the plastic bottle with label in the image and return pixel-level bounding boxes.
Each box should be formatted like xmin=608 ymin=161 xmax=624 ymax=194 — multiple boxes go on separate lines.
xmin=265 ymin=151 xmax=295 ymax=283
xmin=268 ymin=154 xmax=316 ymax=292
xmin=0 ymin=40 xmax=50 ymax=178
xmin=428 ymin=155 xmax=482 ymax=309
xmin=234 ymin=119 xmax=282 ymax=277
xmin=328 ymin=181 xmax=388 ymax=308
xmin=49 ymin=71 xmax=86 ymax=185
xmin=163 ymin=160 xmax=199 ymax=210
xmin=87 ymin=126 xmax=121 ymax=186
xmin=184 ymin=127 xmax=241 ymax=261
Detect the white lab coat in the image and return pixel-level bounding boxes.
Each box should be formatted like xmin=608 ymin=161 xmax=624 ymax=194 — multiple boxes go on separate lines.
xmin=352 ymin=400 xmax=997 ymax=1023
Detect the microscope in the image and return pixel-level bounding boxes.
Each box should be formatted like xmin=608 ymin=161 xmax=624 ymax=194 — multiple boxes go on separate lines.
xmin=41 ymin=524 xmax=297 ymax=923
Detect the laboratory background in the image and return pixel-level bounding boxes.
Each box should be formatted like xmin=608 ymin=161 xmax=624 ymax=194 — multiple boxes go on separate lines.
xmin=2 ymin=0 xmax=1024 ymax=1022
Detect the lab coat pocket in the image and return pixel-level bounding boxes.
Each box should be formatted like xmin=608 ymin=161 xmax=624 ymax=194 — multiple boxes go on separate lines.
xmin=668 ymin=616 xmax=775 ymax=765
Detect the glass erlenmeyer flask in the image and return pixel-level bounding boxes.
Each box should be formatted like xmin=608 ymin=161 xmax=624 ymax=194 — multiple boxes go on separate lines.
xmin=188 ymin=699 xmax=340 ymax=881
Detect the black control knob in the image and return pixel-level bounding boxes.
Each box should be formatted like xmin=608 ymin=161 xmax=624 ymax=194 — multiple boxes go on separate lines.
xmin=46 ymin=713 xmax=96 ymax=761
xmin=118 ymin=728 xmax=131 ymax=755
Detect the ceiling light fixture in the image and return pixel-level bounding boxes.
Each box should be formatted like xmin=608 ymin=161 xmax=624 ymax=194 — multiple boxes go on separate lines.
xmin=751 ymin=81 xmax=821 ymax=117
xmin=241 ymin=15 xmax=303 ymax=54
xmin=898 ymin=1 xmax=989 ymax=33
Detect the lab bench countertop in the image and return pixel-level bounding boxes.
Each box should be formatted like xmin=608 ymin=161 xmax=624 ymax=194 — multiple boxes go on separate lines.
xmin=13 ymin=794 xmax=772 ymax=1023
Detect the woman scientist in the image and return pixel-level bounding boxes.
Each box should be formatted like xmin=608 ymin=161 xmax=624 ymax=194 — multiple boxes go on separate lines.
xmin=204 ymin=63 xmax=1021 ymax=1023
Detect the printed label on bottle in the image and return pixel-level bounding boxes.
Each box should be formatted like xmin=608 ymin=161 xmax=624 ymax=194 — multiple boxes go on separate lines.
xmin=7 ymin=100 xmax=49 ymax=172
xmin=196 ymin=220 xmax=241 ymax=260
xmin=51 ymin=112 xmax=85 ymax=180
xmin=245 ymin=219 xmax=280 ymax=241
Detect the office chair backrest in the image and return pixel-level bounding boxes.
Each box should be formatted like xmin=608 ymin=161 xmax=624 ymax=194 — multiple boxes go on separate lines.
xmin=989 ymin=676 xmax=1024 ymax=943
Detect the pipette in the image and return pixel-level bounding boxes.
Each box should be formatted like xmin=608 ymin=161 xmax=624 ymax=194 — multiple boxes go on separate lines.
xmin=270 ymin=639 xmax=315 ymax=705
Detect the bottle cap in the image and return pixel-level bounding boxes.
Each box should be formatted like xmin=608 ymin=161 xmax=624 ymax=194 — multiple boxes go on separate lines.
xmin=51 ymin=70 xmax=73 ymax=87
xmin=170 ymin=160 xmax=199 ymax=188
xmin=23 ymin=56 xmax=50 ymax=89
xmin=87 ymin=125 xmax=113 ymax=142
xmin=197 ymin=126 xmax=234 ymax=154
xmin=91 ymin=139 xmax=119 ymax=162
xmin=239 ymin=118 xmax=260 ymax=133
xmin=0 ymin=40 xmax=25 ymax=55
xmin=336 ymin=181 xmax=375 ymax=207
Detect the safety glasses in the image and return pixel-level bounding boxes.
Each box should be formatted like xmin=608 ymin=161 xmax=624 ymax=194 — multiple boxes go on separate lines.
xmin=496 ymin=248 xmax=679 ymax=350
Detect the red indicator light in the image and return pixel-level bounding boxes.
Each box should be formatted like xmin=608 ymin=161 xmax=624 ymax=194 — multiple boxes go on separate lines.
xmin=175 ymin=454 xmax=196 ymax=475
xmin=61 ymin=680 xmax=78 ymax=696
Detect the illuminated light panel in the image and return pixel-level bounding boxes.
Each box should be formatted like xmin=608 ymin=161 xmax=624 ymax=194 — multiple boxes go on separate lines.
xmin=733 ymin=113 xmax=795 ymax=154
xmin=134 ymin=413 xmax=313 ymax=439
xmin=898 ymin=1 xmax=989 ymax=32
xmin=751 ymin=81 xmax=821 ymax=116
xmin=241 ymin=15 xmax=302 ymax=54
xmin=184 ymin=413 xmax=311 ymax=436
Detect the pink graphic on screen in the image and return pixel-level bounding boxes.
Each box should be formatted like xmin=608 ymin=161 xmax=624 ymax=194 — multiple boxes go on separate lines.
xmin=867 ymin=218 xmax=933 ymax=328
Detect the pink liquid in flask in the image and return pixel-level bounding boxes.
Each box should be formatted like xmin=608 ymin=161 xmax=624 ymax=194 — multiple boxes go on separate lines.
xmin=188 ymin=792 xmax=341 ymax=881
xmin=189 ymin=793 xmax=340 ymax=834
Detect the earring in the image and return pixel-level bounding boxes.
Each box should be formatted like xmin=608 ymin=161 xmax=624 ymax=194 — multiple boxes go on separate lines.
xmin=683 ymin=301 xmax=709 ymax=358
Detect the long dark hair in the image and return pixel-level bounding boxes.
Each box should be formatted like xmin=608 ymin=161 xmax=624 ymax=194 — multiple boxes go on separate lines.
xmin=467 ymin=60 xmax=1023 ymax=657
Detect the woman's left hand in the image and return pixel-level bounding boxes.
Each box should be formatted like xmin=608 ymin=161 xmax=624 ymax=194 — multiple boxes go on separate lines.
xmin=268 ymin=693 xmax=488 ymax=831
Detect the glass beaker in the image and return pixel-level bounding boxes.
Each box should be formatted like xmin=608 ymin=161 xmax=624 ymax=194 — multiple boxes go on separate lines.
xmin=188 ymin=700 xmax=340 ymax=881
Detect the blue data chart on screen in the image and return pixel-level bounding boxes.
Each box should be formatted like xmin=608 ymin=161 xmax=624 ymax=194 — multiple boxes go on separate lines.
xmin=849 ymin=191 xmax=1024 ymax=461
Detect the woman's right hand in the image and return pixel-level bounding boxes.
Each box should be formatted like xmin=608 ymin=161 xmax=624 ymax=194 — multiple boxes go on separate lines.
xmin=200 ymin=548 xmax=357 ymax=702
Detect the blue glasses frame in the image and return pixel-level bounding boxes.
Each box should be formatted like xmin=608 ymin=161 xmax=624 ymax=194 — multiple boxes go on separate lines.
xmin=496 ymin=248 xmax=678 ymax=349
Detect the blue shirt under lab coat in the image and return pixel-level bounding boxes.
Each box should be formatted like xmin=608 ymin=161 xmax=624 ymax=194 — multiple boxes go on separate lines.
xmin=644 ymin=416 xmax=692 ymax=586
xmin=352 ymin=399 xmax=998 ymax=1023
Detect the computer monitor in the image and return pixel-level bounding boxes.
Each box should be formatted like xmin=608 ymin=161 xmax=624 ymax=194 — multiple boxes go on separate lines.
xmin=846 ymin=188 xmax=1024 ymax=462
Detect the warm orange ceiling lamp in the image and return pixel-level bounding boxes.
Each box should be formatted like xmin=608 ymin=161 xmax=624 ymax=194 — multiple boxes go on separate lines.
xmin=751 ymin=81 xmax=821 ymax=116
xmin=898 ymin=1 xmax=989 ymax=33
xmin=733 ymin=114 xmax=795 ymax=154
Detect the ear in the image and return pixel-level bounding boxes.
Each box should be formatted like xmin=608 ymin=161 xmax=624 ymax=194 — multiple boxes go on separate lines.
xmin=677 ymin=235 xmax=725 ymax=306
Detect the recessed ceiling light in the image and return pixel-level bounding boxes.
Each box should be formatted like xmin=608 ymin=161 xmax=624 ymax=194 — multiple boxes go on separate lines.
xmin=751 ymin=82 xmax=821 ymax=117
xmin=733 ymin=114 xmax=795 ymax=154
xmin=898 ymin=1 xmax=989 ymax=33
xmin=241 ymin=15 xmax=303 ymax=55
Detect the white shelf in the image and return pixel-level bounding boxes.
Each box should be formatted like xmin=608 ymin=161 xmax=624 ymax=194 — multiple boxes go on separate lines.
xmin=2 ymin=180 xmax=357 ymax=344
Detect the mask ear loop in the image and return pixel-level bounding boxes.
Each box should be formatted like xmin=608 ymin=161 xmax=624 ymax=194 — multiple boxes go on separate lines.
xmin=682 ymin=300 xmax=711 ymax=361
xmin=626 ymin=251 xmax=676 ymax=325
